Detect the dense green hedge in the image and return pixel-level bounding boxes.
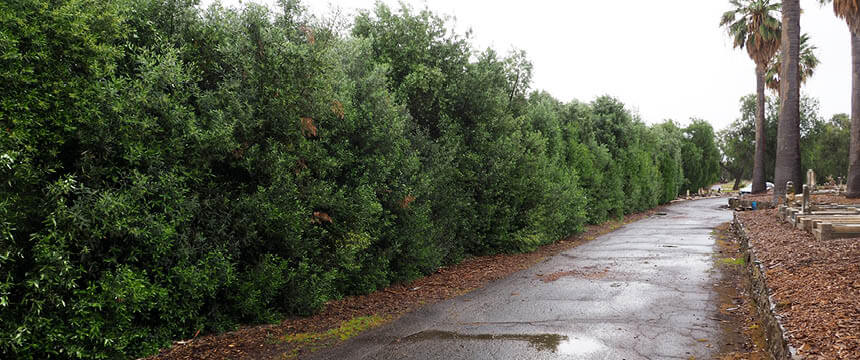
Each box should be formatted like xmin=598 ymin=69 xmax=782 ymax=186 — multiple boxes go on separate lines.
xmin=0 ymin=0 xmax=720 ymax=358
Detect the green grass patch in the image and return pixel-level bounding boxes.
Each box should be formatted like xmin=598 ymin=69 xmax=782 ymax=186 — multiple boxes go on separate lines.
xmin=283 ymin=315 xmax=388 ymax=358
xmin=284 ymin=315 xmax=387 ymax=344
xmin=719 ymin=181 xmax=746 ymax=191
xmin=719 ymin=257 xmax=745 ymax=266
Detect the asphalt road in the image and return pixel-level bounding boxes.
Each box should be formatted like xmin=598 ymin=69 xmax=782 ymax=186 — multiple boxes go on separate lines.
xmin=309 ymin=198 xmax=733 ymax=360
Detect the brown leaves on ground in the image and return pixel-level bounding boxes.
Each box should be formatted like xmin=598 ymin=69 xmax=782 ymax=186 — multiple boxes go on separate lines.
xmin=742 ymin=192 xmax=857 ymax=206
xmin=741 ymin=193 xmax=777 ymax=203
xmin=737 ymin=207 xmax=860 ymax=359
xmin=149 ymin=205 xmax=668 ymax=360
xmin=809 ymin=194 xmax=860 ymax=205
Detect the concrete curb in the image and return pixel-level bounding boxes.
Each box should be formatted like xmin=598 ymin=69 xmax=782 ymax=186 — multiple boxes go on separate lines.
xmin=732 ymin=213 xmax=801 ymax=360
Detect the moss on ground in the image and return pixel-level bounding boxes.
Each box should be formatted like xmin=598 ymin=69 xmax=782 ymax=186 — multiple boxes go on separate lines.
xmin=283 ymin=315 xmax=388 ymax=358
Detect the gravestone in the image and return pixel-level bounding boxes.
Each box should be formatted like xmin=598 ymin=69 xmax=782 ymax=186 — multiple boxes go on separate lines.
xmin=807 ymin=169 xmax=816 ymax=190
xmin=786 ymin=181 xmax=795 ymax=204
xmin=802 ymin=184 xmax=810 ymax=214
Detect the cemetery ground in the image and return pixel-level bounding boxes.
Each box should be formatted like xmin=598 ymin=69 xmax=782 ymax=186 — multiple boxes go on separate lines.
xmin=734 ymin=193 xmax=860 ymax=359
xmin=150 ymin=197 xmax=788 ymax=360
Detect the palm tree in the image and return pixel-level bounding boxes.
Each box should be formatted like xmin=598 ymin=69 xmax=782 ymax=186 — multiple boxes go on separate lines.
xmin=820 ymin=0 xmax=860 ymax=197
xmin=765 ymin=33 xmax=820 ymax=94
xmin=721 ymin=0 xmax=782 ymax=194
xmin=774 ymin=0 xmax=802 ymax=197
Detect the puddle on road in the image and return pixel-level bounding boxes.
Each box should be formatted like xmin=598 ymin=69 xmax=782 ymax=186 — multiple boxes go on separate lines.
xmin=403 ymin=330 xmax=606 ymax=355
xmin=404 ymin=331 xmax=565 ymax=351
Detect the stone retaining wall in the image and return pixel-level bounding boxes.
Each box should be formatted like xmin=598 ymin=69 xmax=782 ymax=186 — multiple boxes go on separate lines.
xmin=732 ymin=213 xmax=801 ymax=360
xmin=729 ymin=197 xmax=776 ymax=210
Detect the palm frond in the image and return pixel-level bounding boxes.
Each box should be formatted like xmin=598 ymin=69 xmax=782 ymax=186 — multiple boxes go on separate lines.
xmin=720 ymin=0 xmax=782 ymax=65
xmin=765 ymin=32 xmax=820 ymax=93
xmin=720 ymin=10 xmax=738 ymax=26
xmin=832 ymin=0 xmax=860 ymax=33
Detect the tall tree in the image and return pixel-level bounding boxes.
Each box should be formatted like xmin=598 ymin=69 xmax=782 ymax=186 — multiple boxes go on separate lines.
xmin=721 ymin=0 xmax=782 ymax=193
xmin=765 ymin=33 xmax=820 ymax=93
xmin=774 ymin=0 xmax=803 ymax=197
xmin=820 ymin=0 xmax=860 ymax=197
xmin=682 ymin=119 xmax=722 ymax=192
xmin=719 ymin=98 xmax=757 ymax=190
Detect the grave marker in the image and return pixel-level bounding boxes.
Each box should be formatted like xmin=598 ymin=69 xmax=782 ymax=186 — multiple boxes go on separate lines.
xmin=786 ymin=181 xmax=795 ymax=204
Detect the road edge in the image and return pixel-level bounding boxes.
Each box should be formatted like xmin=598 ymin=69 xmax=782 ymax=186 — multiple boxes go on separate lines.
xmin=732 ymin=212 xmax=802 ymax=360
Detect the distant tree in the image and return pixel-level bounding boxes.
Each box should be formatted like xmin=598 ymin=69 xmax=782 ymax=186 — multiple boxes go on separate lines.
xmin=720 ymin=93 xmax=822 ymax=188
xmin=774 ymin=0 xmax=803 ymax=197
xmin=682 ymin=119 xmax=722 ymax=192
xmin=819 ymin=0 xmax=860 ymax=197
xmin=719 ymin=108 xmax=756 ymax=190
xmin=765 ymin=33 xmax=820 ymax=94
xmin=721 ymin=0 xmax=782 ymax=194
xmin=804 ymin=114 xmax=850 ymax=182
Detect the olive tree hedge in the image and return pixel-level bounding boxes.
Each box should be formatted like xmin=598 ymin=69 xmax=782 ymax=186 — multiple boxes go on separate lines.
xmin=0 ymin=0 xmax=720 ymax=358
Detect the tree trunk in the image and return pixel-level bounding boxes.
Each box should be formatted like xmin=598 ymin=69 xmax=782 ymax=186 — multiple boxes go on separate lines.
xmin=752 ymin=65 xmax=767 ymax=193
xmin=847 ymin=31 xmax=860 ymax=197
xmin=774 ymin=0 xmax=803 ymax=198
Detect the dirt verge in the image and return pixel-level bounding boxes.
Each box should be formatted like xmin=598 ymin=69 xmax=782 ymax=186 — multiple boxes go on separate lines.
xmin=712 ymin=222 xmax=770 ymax=360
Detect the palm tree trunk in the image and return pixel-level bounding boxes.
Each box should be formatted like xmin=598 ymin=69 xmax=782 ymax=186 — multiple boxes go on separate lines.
xmin=774 ymin=0 xmax=803 ymax=198
xmin=846 ymin=31 xmax=860 ymax=197
xmin=752 ymin=65 xmax=767 ymax=194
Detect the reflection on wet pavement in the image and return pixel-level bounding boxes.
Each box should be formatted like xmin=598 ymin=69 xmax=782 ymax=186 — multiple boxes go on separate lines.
xmin=404 ymin=330 xmax=567 ymax=352
xmin=403 ymin=330 xmax=607 ymax=356
xmin=557 ymin=336 xmax=605 ymax=355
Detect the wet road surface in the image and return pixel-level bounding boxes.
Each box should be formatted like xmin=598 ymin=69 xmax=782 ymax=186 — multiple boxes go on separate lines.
xmin=309 ymin=198 xmax=732 ymax=360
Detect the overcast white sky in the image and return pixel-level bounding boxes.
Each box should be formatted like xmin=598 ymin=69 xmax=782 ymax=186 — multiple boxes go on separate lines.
xmin=200 ymin=0 xmax=851 ymax=130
